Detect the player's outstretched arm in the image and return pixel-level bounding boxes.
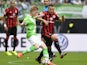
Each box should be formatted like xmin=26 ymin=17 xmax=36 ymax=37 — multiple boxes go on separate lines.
xmin=36 ymin=17 xmax=48 ymax=26
xmin=2 ymin=16 xmax=8 ymax=31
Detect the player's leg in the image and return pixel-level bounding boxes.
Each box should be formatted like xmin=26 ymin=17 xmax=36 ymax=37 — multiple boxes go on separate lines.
xmin=12 ymin=27 xmax=18 ymax=55
xmin=17 ymin=35 xmax=55 ymax=65
xmin=51 ymin=34 xmax=67 ymax=58
xmin=17 ymin=36 xmax=39 ymax=58
xmin=5 ymin=34 xmax=12 ymax=56
xmin=42 ymin=37 xmax=53 ymax=61
xmin=17 ymin=44 xmax=38 ymax=58
xmin=47 ymin=39 xmax=53 ymax=61
xmin=40 ymin=41 xmax=56 ymax=65
xmin=36 ymin=50 xmax=43 ymax=63
xmin=36 ymin=36 xmax=53 ymax=63
xmin=36 ymin=37 xmax=46 ymax=63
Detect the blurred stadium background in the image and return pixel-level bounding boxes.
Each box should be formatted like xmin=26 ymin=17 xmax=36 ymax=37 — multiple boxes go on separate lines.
xmin=0 ymin=0 xmax=87 ymax=65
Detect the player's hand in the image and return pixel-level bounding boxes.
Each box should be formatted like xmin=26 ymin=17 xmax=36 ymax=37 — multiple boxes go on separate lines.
xmin=43 ymin=20 xmax=48 ymax=26
xmin=34 ymin=15 xmax=40 ymax=19
xmin=4 ymin=24 xmax=8 ymax=32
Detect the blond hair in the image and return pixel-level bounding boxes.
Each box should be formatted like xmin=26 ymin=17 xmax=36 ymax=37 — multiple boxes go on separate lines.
xmin=30 ymin=5 xmax=38 ymax=12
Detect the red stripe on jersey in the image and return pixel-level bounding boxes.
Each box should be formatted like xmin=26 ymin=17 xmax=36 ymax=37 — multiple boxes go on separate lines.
xmin=41 ymin=11 xmax=59 ymax=37
xmin=5 ymin=7 xmax=18 ymax=28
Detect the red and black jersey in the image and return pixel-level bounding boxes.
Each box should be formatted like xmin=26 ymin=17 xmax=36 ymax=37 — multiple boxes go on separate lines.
xmin=41 ymin=11 xmax=59 ymax=38
xmin=4 ymin=7 xmax=18 ymax=28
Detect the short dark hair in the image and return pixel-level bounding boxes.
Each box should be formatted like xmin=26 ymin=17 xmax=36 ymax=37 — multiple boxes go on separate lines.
xmin=48 ymin=4 xmax=54 ymax=7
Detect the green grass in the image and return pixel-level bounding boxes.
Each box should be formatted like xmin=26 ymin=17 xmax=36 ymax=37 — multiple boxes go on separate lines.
xmin=0 ymin=52 xmax=87 ymax=65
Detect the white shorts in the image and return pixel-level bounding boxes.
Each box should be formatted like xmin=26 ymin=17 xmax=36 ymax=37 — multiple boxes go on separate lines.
xmin=28 ymin=35 xmax=44 ymax=46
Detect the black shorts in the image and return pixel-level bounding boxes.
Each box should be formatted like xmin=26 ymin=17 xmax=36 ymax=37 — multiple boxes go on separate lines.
xmin=6 ymin=27 xmax=17 ymax=36
xmin=42 ymin=35 xmax=53 ymax=47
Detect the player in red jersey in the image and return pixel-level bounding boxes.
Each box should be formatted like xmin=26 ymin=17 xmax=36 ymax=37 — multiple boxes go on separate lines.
xmin=36 ymin=4 xmax=67 ymax=63
xmin=3 ymin=1 xmax=18 ymax=56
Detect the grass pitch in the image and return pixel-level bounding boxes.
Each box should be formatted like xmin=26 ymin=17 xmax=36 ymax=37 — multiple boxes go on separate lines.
xmin=0 ymin=52 xmax=87 ymax=65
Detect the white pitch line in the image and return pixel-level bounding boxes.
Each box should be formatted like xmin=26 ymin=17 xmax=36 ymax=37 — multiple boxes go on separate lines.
xmin=8 ymin=60 xmax=40 ymax=65
xmin=8 ymin=60 xmax=29 ymax=65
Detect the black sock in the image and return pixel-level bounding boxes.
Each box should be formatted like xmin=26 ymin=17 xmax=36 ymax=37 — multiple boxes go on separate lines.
xmin=54 ymin=41 xmax=62 ymax=54
xmin=48 ymin=47 xmax=53 ymax=58
xmin=37 ymin=51 xmax=43 ymax=60
xmin=13 ymin=45 xmax=15 ymax=51
xmin=5 ymin=39 xmax=8 ymax=52
xmin=13 ymin=39 xmax=17 ymax=51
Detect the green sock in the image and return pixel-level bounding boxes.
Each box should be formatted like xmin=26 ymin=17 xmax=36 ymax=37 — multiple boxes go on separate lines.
xmin=23 ymin=46 xmax=36 ymax=54
xmin=43 ymin=48 xmax=49 ymax=58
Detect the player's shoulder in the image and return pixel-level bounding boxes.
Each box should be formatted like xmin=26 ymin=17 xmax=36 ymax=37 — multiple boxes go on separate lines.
xmin=24 ymin=14 xmax=31 ymax=19
xmin=42 ymin=11 xmax=49 ymax=15
xmin=15 ymin=7 xmax=18 ymax=10
xmin=14 ymin=7 xmax=18 ymax=12
xmin=54 ymin=12 xmax=58 ymax=15
xmin=5 ymin=8 xmax=9 ymax=12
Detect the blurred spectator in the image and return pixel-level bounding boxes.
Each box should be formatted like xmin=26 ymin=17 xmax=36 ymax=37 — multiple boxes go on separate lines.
xmin=72 ymin=0 xmax=82 ymax=5
xmin=0 ymin=0 xmax=4 ymax=24
xmin=15 ymin=0 xmax=23 ymax=19
xmin=64 ymin=0 xmax=72 ymax=3
xmin=27 ymin=0 xmax=32 ymax=5
xmin=82 ymin=0 xmax=87 ymax=18
xmin=21 ymin=0 xmax=28 ymax=10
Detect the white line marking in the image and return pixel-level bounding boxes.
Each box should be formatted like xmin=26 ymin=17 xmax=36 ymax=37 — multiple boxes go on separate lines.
xmin=8 ymin=60 xmax=29 ymax=65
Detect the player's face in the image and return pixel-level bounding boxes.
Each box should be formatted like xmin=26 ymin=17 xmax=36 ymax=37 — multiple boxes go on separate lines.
xmin=31 ymin=9 xmax=38 ymax=17
xmin=44 ymin=0 xmax=50 ymax=6
xmin=10 ymin=1 xmax=15 ymax=8
xmin=48 ymin=6 xmax=55 ymax=14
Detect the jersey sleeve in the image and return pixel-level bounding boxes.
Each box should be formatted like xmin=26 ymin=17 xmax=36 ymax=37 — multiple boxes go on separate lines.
xmin=55 ymin=13 xmax=59 ymax=20
xmin=16 ymin=8 xmax=18 ymax=16
xmin=40 ymin=12 xmax=45 ymax=17
xmin=23 ymin=17 xmax=27 ymax=25
xmin=4 ymin=8 xmax=8 ymax=16
xmin=23 ymin=15 xmax=30 ymax=25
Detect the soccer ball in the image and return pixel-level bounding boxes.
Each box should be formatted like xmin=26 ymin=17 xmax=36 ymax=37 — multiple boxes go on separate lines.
xmin=42 ymin=58 xmax=50 ymax=65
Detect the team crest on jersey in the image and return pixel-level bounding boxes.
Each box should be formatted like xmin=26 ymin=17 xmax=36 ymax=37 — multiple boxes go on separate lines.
xmin=53 ymin=15 xmax=56 ymax=18
xmin=50 ymin=17 xmax=53 ymax=21
xmin=10 ymin=11 xmax=12 ymax=13
xmin=47 ymin=15 xmax=49 ymax=17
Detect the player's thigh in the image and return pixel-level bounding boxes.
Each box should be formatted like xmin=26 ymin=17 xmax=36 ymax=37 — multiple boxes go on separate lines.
xmin=12 ymin=27 xmax=17 ymax=36
xmin=6 ymin=28 xmax=11 ymax=37
xmin=28 ymin=35 xmax=45 ymax=49
xmin=51 ymin=34 xmax=58 ymax=41
xmin=43 ymin=36 xmax=53 ymax=47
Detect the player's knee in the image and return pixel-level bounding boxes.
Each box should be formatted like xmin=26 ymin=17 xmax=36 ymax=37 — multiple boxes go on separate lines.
xmin=5 ymin=36 xmax=9 ymax=40
xmin=48 ymin=46 xmax=51 ymax=50
xmin=42 ymin=43 xmax=47 ymax=49
xmin=51 ymin=34 xmax=58 ymax=42
xmin=14 ymin=36 xmax=17 ymax=40
xmin=34 ymin=43 xmax=40 ymax=49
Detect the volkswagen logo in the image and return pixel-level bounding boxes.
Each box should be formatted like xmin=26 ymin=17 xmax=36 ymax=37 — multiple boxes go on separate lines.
xmin=57 ymin=34 xmax=68 ymax=51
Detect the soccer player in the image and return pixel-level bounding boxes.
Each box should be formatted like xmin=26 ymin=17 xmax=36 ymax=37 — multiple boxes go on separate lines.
xmin=36 ymin=4 xmax=67 ymax=63
xmin=43 ymin=0 xmax=65 ymax=59
xmin=17 ymin=5 xmax=55 ymax=65
xmin=3 ymin=1 xmax=18 ymax=56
